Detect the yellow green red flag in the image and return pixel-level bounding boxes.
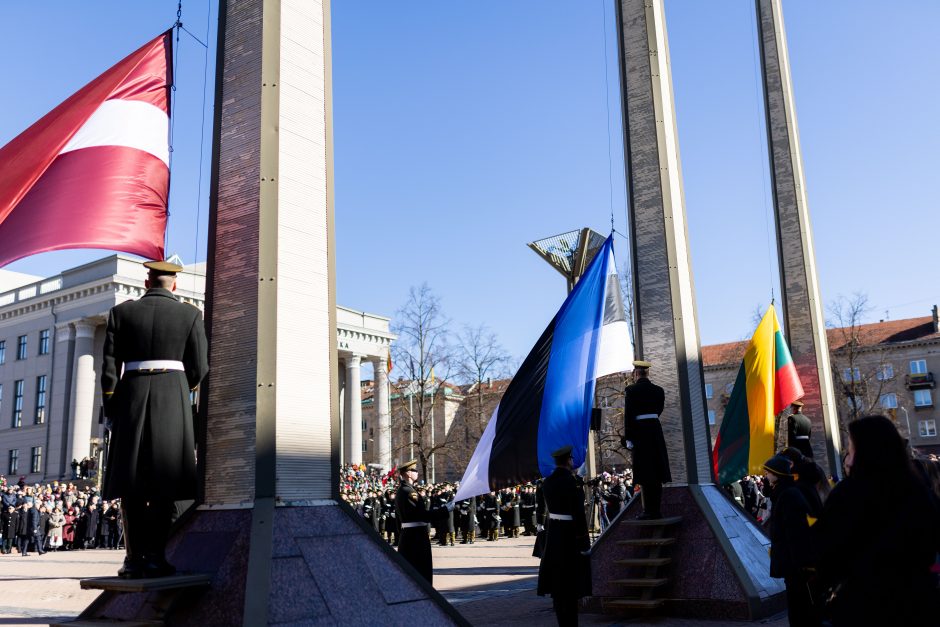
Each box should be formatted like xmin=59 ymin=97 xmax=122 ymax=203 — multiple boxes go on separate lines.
xmin=712 ymin=304 xmax=804 ymax=484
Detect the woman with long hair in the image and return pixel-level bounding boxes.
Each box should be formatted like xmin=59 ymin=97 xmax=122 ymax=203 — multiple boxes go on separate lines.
xmin=814 ymin=415 xmax=939 ymax=626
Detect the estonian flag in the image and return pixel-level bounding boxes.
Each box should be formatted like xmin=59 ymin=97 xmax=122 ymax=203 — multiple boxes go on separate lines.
xmin=455 ymin=235 xmax=632 ymax=500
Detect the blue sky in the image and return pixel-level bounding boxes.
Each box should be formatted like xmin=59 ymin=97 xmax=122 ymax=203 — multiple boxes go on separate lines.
xmin=2 ymin=1 xmax=938 ymax=364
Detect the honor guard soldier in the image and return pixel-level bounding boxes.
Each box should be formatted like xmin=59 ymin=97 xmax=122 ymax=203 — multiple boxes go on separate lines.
xmin=622 ymin=360 xmax=672 ymax=519
xmin=786 ymin=400 xmax=814 ymax=459
xmin=101 ymin=258 xmax=209 ymax=578
xmin=394 ymin=460 xmax=452 ymax=584
xmin=536 ymin=446 xmax=592 ymax=626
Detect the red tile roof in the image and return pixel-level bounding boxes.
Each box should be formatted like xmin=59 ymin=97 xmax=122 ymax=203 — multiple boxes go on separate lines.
xmin=703 ymin=315 xmax=940 ymax=367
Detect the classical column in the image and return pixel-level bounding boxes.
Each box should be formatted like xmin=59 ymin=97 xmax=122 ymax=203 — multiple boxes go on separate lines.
xmin=337 ymin=357 xmax=346 ymax=465
xmin=616 ymin=0 xmax=711 ymax=483
xmin=373 ymin=355 xmax=391 ymax=470
xmin=68 ymin=320 xmax=98 ymax=466
xmin=757 ymin=0 xmax=841 ymax=476
xmin=49 ymin=322 xmax=76 ymax=478
xmin=344 ymin=354 xmax=363 ymax=464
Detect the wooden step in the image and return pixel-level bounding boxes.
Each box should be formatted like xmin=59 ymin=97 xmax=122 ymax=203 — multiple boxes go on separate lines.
xmin=616 ymin=537 xmax=676 ymax=547
xmin=50 ymin=620 xmax=164 ymax=627
xmin=80 ymin=573 xmax=212 ymax=593
xmin=606 ymin=598 xmax=665 ymax=610
xmin=622 ymin=515 xmax=682 ymax=527
xmin=614 ymin=557 xmax=672 ymax=567
xmin=609 ymin=577 xmax=669 ymax=587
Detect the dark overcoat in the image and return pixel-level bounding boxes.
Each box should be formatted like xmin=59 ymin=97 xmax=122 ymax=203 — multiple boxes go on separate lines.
xmin=395 ymin=482 xmax=448 ymax=584
xmin=101 ymin=288 xmax=209 ymax=501
xmin=537 ymin=467 xmax=591 ymax=599
xmin=623 ymin=378 xmax=672 ymax=485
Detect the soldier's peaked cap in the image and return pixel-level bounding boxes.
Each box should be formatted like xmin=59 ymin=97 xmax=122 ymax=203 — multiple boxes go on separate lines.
xmin=550 ymin=445 xmax=573 ymax=461
xmin=633 ymin=360 xmax=652 ymax=368
xmin=143 ymin=259 xmax=183 ymax=274
xmin=399 ymin=460 xmax=418 ymax=473
xmin=791 ymin=400 xmax=804 ymax=408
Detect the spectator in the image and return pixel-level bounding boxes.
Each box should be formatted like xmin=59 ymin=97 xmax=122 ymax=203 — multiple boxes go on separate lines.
xmin=47 ymin=507 xmax=65 ymax=551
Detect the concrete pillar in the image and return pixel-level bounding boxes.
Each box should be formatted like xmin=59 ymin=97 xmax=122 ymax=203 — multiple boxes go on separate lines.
xmin=344 ymin=354 xmax=363 ymax=464
xmin=68 ymin=320 xmax=98 ymax=467
xmin=616 ymin=0 xmax=711 ymax=483
xmin=337 ymin=356 xmax=346 ymax=465
xmin=47 ymin=322 xmax=75 ymax=478
xmin=373 ymin=356 xmax=391 ymax=470
xmin=756 ymin=0 xmax=842 ymax=476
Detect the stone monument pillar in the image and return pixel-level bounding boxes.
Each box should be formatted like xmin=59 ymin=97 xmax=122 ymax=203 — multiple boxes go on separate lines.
xmin=756 ymin=0 xmax=842 ymax=475
xmin=85 ymin=1 xmax=463 ymax=623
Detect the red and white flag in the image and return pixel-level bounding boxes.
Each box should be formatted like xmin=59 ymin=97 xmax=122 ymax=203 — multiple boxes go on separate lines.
xmin=0 ymin=31 xmax=172 ymax=267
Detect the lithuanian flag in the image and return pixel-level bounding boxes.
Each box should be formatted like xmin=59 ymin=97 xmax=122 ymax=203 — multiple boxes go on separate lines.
xmin=712 ymin=305 xmax=803 ymax=485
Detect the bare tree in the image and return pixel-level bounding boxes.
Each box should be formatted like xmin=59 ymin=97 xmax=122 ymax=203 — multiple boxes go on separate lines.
xmin=827 ymin=292 xmax=897 ymax=442
xmin=619 ymin=263 xmax=636 ymax=357
xmin=390 ymin=284 xmax=456 ymax=483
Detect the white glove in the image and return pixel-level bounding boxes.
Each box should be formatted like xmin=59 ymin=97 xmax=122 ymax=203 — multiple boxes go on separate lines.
xmin=537 ymin=524 xmax=544 ymax=533
xmin=625 ymin=440 xmax=634 ymax=450
xmin=445 ymin=499 xmax=455 ymax=512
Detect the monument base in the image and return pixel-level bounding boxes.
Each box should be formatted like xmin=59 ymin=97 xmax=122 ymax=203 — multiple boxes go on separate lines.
xmin=79 ymin=501 xmax=466 ymax=625
xmin=587 ymin=484 xmax=786 ymax=620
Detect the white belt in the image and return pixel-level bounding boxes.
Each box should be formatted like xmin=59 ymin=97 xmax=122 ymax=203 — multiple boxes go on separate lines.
xmin=794 ymin=435 xmax=810 ymax=440
xmin=125 ymin=360 xmax=184 ymax=372
xmin=401 ymin=522 xmax=427 ymax=529
xmin=548 ymin=513 xmax=573 ymax=521
xmin=635 ymin=413 xmax=659 ymax=420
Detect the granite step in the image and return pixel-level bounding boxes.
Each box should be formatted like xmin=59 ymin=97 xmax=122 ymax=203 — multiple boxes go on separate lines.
xmin=606 ymin=598 xmax=665 ymax=609
xmin=50 ymin=620 xmax=164 ymax=627
xmin=616 ymin=537 xmax=676 ymax=547
xmin=621 ymin=515 xmax=682 ymax=527
xmin=609 ymin=577 xmax=669 ymax=587
xmin=79 ymin=573 xmax=212 ymax=593
xmin=613 ymin=557 xmax=672 ymax=567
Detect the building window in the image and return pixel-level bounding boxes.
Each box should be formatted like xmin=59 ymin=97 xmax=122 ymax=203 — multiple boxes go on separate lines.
xmin=880 ymin=393 xmax=898 ymax=409
xmin=846 ymin=395 xmax=864 ymax=412
xmin=724 ymin=383 xmax=734 ymax=395
xmin=34 ymin=375 xmax=47 ymax=424
xmin=910 ymin=360 xmax=928 ymax=375
xmin=919 ymin=420 xmax=937 ymax=437
xmin=30 ymin=447 xmax=41 ymax=473
xmin=704 ymin=384 xmax=714 ymax=399
xmin=38 ymin=329 xmax=50 ymax=355
xmin=707 ymin=409 xmax=716 ymax=425
xmin=16 ymin=335 xmax=27 ymax=360
xmin=362 ymin=440 xmax=368 ymax=453
xmin=361 ymin=419 xmax=367 ymax=431
xmin=876 ymin=364 xmax=894 ymax=381
xmin=12 ymin=380 xmax=24 ymax=428
xmin=8 ymin=449 xmax=18 ymax=475
xmin=914 ymin=390 xmax=933 ymax=407
xmin=0 ymin=340 xmax=5 ymax=364
xmin=842 ymin=367 xmax=861 ymax=382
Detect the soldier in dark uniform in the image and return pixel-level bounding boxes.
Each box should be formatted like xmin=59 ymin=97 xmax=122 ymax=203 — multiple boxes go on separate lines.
xmin=481 ymin=491 xmax=501 ymax=541
xmin=394 ymin=460 xmax=452 ymax=584
xmin=382 ymin=488 xmax=398 ymax=545
xmin=537 ymin=445 xmax=591 ymax=626
xmin=362 ymin=491 xmax=381 ymax=534
xmin=786 ymin=400 xmax=814 ymax=459
xmin=521 ymin=485 xmax=537 ymax=536
xmin=622 ymin=360 xmax=672 ymax=519
xmin=101 ymin=259 xmax=209 ymax=578
xmin=457 ymin=496 xmax=476 ymax=544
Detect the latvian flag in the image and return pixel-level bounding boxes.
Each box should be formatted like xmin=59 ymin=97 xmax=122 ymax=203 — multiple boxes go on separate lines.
xmin=712 ymin=304 xmax=804 ymax=485
xmin=455 ymin=235 xmax=633 ymax=501
xmin=0 ymin=31 xmax=172 ymax=267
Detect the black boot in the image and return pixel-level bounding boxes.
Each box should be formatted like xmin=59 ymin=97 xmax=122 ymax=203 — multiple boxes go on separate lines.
xmin=141 ymin=501 xmax=176 ymax=578
xmin=117 ymin=505 xmax=144 ymax=579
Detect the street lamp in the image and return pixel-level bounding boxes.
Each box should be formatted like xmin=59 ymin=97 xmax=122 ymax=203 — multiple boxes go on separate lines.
xmin=899 ymin=406 xmax=913 ymax=452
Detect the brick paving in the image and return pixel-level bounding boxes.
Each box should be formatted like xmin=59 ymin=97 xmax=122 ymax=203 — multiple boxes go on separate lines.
xmin=0 ymin=536 xmax=787 ymax=626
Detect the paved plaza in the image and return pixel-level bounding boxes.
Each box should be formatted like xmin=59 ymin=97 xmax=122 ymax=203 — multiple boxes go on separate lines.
xmin=0 ymin=536 xmax=788 ymax=626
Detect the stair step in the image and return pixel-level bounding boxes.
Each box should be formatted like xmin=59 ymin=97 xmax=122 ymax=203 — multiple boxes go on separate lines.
xmin=80 ymin=573 xmax=212 ymax=593
xmin=614 ymin=557 xmax=672 ymax=567
xmin=606 ymin=598 xmax=665 ymax=609
xmin=610 ymin=577 xmax=669 ymax=587
xmin=622 ymin=515 xmax=683 ymax=527
xmin=616 ymin=537 xmax=676 ymax=547
xmin=50 ymin=621 xmax=164 ymax=627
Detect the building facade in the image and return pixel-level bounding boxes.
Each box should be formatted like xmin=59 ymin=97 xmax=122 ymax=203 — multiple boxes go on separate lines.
xmin=1 ymin=255 xmax=396 ymax=484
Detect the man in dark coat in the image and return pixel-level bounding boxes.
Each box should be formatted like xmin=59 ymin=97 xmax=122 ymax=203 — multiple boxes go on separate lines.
xmin=457 ymin=496 xmax=476 ymax=544
xmin=101 ymin=259 xmax=209 ymax=578
xmin=520 ymin=486 xmax=537 ymax=536
xmin=1 ymin=505 xmax=17 ymax=554
xmin=394 ymin=460 xmax=452 ymax=584
xmin=786 ymin=400 xmax=814 ymax=459
xmin=622 ymin=360 xmax=672 ymax=519
xmin=603 ymin=476 xmax=628 ymax=521
xmin=537 ymin=445 xmax=591 ymax=627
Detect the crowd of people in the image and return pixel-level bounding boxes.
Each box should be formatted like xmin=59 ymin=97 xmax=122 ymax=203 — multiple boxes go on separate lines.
xmin=0 ymin=476 xmax=122 ymax=556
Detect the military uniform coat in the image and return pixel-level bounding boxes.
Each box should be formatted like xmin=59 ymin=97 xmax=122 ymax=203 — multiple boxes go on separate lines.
xmin=537 ymin=467 xmax=591 ymax=599
xmin=101 ymin=288 xmax=209 ymax=501
xmin=786 ymin=412 xmax=814 ymax=459
xmin=623 ymin=378 xmax=672 ymax=485
xmin=395 ymin=482 xmax=449 ymax=584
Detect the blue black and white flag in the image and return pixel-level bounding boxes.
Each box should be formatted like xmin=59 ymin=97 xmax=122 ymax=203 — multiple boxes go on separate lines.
xmin=455 ymin=235 xmax=633 ymax=501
